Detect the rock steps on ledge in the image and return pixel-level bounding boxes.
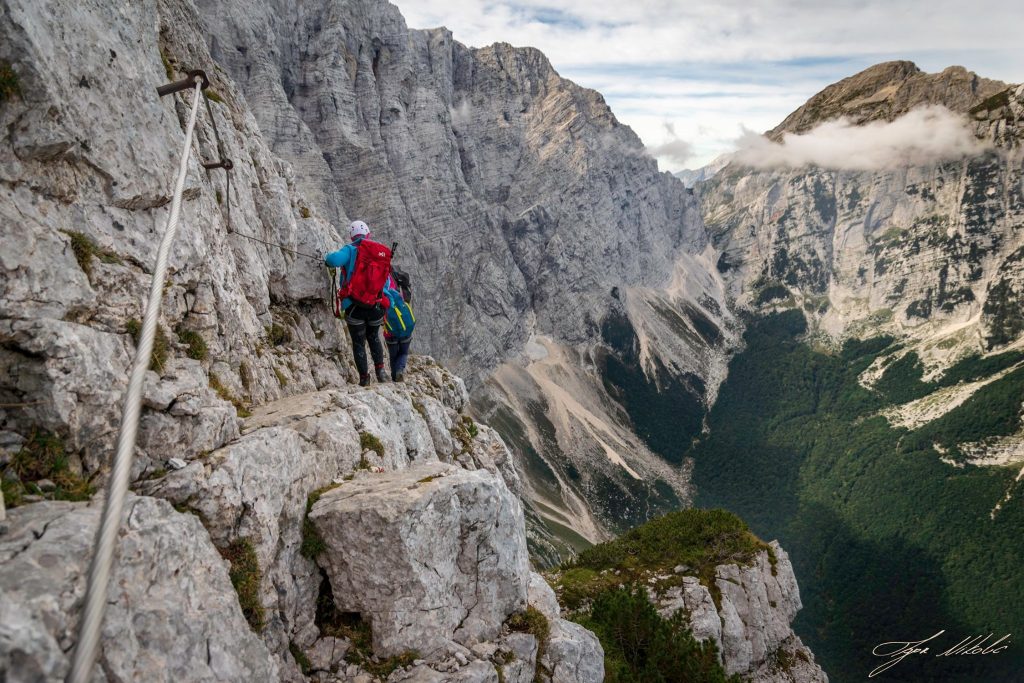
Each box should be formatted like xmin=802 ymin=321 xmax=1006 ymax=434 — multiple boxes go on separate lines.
xmin=0 ymin=364 xmax=602 ymax=683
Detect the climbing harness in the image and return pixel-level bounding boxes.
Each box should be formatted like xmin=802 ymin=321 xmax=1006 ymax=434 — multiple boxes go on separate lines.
xmin=67 ymin=71 xmax=207 ymax=683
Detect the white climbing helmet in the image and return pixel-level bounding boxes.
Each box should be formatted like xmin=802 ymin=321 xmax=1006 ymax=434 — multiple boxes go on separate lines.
xmin=349 ymin=220 xmax=371 ymax=240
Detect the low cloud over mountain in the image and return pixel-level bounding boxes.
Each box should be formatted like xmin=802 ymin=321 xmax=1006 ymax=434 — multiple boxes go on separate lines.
xmin=733 ymin=105 xmax=990 ymax=171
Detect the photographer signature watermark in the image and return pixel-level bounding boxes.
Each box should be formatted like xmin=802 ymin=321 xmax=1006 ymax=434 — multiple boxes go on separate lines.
xmin=870 ymin=631 xmax=1011 ymax=677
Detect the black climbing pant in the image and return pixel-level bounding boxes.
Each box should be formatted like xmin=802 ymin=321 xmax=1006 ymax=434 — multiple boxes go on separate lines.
xmin=345 ymin=303 xmax=385 ymax=378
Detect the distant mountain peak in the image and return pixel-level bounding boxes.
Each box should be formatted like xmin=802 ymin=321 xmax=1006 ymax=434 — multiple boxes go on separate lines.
xmin=768 ymin=60 xmax=1009 ymax=139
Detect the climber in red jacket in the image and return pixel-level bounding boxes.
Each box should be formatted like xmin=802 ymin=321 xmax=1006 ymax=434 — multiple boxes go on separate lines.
xmin=325 ymin=220 xmax=393 ymax=386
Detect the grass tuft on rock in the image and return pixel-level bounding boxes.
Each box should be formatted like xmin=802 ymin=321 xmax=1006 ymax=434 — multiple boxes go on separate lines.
xmin=507 ymin=606 xmax=550 ymax=683
xmin=238 ymin=360 xmax=253 ymax=391
xmin=0 ymin=61 xmax=19 ymax=102
xmin=289 ymin=641 xmax=312 ymax=675
xmin=301 ymin=483 xmax=341 ymax=560
xmin=219 ymin=538 xmax=265 ymax=632
xmin=62 ymin=230 xmax=122 ymax=278
xmin=267 ymin=323 xmax=293 ymax=346
xmin=209 ymin=372 xmax=251 ymax=418
xmin=3 ymin=430 xmax=92 ymax=507
xmin=175 ymin=325 xmax=208 ymax=361
xmin=495 ymin=649 xmax=516 ymax=683
xmin=359 ymin=431 xmax=385 ymax=458
xmin=159 ymin=49 xmax=175 ymax=80
xmin=451 ymin=415 xmax=478 ymax=454
xmin=125 ymin=318 xmax=170 ymax=373
xmin=412 ymin=400 xmax=428 ymax=419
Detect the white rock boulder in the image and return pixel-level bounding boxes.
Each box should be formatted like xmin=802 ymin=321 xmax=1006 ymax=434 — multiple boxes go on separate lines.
xmin=310 ymin=461 xmax=530 ymax=657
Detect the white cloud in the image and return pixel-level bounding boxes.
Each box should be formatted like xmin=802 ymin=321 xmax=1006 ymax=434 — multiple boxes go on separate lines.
xmin=645 ymin=122 xmax=695 ymax=167
xmin=733 ymin=105 xmax=991 ymax=171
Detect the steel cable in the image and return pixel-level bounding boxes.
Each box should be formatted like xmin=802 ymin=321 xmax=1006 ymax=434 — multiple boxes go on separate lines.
xmin=66 ymin=79 xmax=205 ymax=683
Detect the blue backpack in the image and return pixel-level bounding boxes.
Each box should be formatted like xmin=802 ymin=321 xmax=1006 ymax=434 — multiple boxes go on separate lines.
xmin=384 ymin=297 xmax=415 ymax=338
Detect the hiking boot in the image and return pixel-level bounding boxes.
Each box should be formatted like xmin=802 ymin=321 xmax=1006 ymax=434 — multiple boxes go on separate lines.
xmin=394 ymin=370 xmax=405 ymax=382
xmin=358 ymin=374 xmax=370 ymax=387
xmin=375 ymin=367 xmax=389 ymax=383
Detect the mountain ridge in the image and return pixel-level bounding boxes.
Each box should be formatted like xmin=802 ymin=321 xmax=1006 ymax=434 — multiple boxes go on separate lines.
xmin=767 ymin=60 xmax=1010 ymax=139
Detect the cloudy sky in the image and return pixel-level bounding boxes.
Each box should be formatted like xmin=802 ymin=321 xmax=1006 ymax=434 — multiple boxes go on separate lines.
xmin=399 ymin=0 xmax=1024 ymax=171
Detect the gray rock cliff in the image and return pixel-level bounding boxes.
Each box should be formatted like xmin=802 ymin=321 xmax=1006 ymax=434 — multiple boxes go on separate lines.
xmin=699 ymin=64 xmax=1024 ymax=531
xmin=194 ymin=0 xmax=707 ymax=384
xmin=0 ymin=0 xmax=607 ymax=679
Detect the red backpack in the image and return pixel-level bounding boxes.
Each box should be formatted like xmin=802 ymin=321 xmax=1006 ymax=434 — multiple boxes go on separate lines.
xmin=340 ymin=238 xmax=393 ymax=308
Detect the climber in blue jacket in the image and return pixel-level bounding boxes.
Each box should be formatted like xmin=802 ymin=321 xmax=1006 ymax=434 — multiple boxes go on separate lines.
xmin=382 ymin=273 xmax=415 ymax=382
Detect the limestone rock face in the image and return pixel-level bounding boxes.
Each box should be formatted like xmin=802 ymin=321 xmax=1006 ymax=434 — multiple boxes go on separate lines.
xmin=0 ymin=496 xmax=278 ymax=683
xmin=195 ymin=0 xmax=707 ymax=385
xmin=135 ymin=364 xmax=527 ymax=662
xmin=310 ymin=461 xmax=529 ymax=657
xmin=0 ymin=351 xmax=602 ymax=681
xmin=654 ymin=543 xmax=827 ymax=683
xmin=0 ymin=0 xmax=359 ymax=482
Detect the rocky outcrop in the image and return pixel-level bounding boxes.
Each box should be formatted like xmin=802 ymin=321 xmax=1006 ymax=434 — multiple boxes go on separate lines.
xmin=134 ymin=361 xmax=531 ymax=667
xmin=310 ymin=461 xmax=530 ymax=657
xmin=309 ymin=463 xmax=603 ymax=683
xmin=653 ymin=543 xmax=827 ymax=683
xmin=2 ymin=357 xmax=604 ymax=681
xmin=0 ymin=496 xmax=279 ymax=682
